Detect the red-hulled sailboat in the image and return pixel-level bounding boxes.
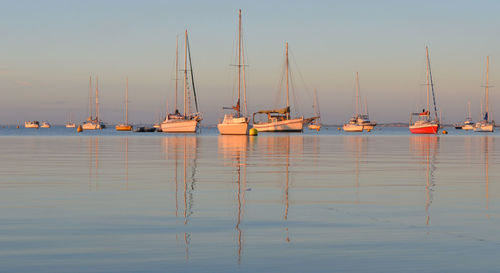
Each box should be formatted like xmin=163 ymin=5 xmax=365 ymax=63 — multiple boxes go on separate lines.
xmin=410 ymin=46 xmax=440 ymax=134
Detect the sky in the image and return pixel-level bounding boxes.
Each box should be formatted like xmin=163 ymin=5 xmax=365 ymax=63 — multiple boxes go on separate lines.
xmin=1 ymin=0 xmax=499 ymax=125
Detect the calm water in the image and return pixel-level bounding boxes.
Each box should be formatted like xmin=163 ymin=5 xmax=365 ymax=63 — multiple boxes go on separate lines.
xmin=0 ymin=127 xmax=498 ymax=272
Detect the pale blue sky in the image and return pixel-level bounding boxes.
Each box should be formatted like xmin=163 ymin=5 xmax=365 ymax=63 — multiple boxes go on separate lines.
xmin=1 ymin=0 xmax=499 ymax=124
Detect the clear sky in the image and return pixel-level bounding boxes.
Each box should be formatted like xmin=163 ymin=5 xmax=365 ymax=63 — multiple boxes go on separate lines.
xmin=1 ymin=0 xmax=499 ymax=125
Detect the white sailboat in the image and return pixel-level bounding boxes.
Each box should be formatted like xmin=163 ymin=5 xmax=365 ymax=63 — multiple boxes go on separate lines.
xmin=82 ymin=76 xmax=104 ymax=130
xmin=455 ymin=101 xmax=474 ymax=130
xmin=343 ymin=72 xmax=364 ymax=132
xmin=40 ymin=122 xmax=51 ymax=128
xmin=161 ymin=30 xmax=202 ymax=133
xmin=252 ymin=42 xmax=304 ymax=132
xmin=218 ymin=9 xmax=249 ymax=135
xmin=308 ymin=89 xmax=321 ymax=131
xmin=65 ymin=112 xmax=76 ymax=128
xmin=474 ymin=56 xmax=495 ymax=132
xmin=116 ymin=77 xmax=133 ymax=131
xmin=24 ymin=121 xmax=39 ymax=128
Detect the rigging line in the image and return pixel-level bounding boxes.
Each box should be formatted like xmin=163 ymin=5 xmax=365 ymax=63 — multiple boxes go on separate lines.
xmin=186 ymin=34 xmax=199 ymax=113
xmin=290 ymin=50 xmax=312 ymax=100
xmin=289 ymin=69 xmax=301 ymax=116
xmin=427 ymin=51 xmax=438 ymax=122
xmin=274 ymin=55 xmax=286 ymax=108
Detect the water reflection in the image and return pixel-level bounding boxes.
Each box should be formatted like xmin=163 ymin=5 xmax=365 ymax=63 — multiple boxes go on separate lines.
xmin=410 ymin=136 xmax=439 ymax=227
xmin=344 ymin=136 xmax=369 ymax=202
xmin=87 ymin=137 xmax=100 ymax=190
xmin=481 ymin=136 xmax=493 ymax=218
xmin=218 ymin=135 xmax=248 ymax=264
xmin=162 ymin=136 xmax=198 ymax=261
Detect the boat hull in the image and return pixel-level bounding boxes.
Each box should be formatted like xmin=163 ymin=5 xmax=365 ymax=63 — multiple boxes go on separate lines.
xmin=82 ymin=122 xmax=101 ymax=130
xmin=474 ymin=123 xmax=494 ymax=132
xmin=409 ymin=124 xmax=439 ymax=134
xmin=343 ymin=124 xmax=363 ymax=132
xmin=65 ymin=124 xmax=76 ymax=128
xmin=462 ymin=124 xmax=474 ymax=130
xmin=218 ymin=122 xmax=249 ymax=135
xmin=116 ymin=124 xmax=133 ymax=131
xmin=308 ymin=124 xmax=321 ymax=131
xmin=253 ymin=118 xmax=303 ymax=132
xmin=161 ymin=119 xmax=199 ymax=133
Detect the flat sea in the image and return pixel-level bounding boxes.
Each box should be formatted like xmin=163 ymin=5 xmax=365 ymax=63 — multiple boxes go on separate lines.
xmin=0 ymin=126 xmax=498 ymax=272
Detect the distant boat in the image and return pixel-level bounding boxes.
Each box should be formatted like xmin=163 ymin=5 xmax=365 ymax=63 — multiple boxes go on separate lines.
xmin=40 ymin=122 xmax=51 ymax=128
xmin=160 ymin=30 xmax=202 ymax=133
xmin=24 ymin=121 xmax=39 ymax=128
xmin=454 ymin=101 xmax=474 ymax=130
xmin=65 ymin=112 xmax=76 ymax=128
xmin=308 ymin=89 xmax=321 ymax=131
xmin=252 ymin=42 xmax=304 ymax=132
xmin=82 ymin=76 xmax=104 ymax=130
xmin=343 ymin=72 xmax=364 ymax=132
xmin=474 ymin=56 xmax=495 ymax=132
xmin=116 ymin=77 xmax=133 ymax=131
xmin=218 ymin=9 xmax=249 ymax=135
xmin=409 ymin=46 xmax=439 ymax=134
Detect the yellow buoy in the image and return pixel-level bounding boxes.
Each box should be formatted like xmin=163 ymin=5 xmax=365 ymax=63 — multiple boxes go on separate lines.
xmin=249 ymin=128 xmax=258 ymax=136
xmin=16 ymin=125 xmax=19 ymax=129
xmin=366 ymin=129 xmax=371 ymax=132
xmin=442 ymin=130 xmax=448 ymax=134
xmin=77 ymin=124 xmax=83 ymax=132
xmin=337 ymin=127 xmax=341 ymax=130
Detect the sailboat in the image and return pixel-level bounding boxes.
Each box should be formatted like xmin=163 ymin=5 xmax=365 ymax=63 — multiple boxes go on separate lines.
xmin=454 ymin=101 xmax=474 ymax=130
xmin=40 ymin=122 xmax=51 ymax=128
xmin=308 ymin=89 xmax=321 ymax=131
xmin=252 ymin=42 xmax=304 ymax=132
xmin=161 ymin=30 xmax=202 ymax=133
xmin=82 ymin=76 xmax=105 ymax=130
xmin=24 ymin=121 xmax=39 ymax=128
xmin=65 ymin=112 xmax=76 ymax=128
xmin=409 ymin=46 xmax=439 ymax=134
xmin=343 ymin=72 xmax=364 ymax=132
xmin=116 ymin=77 xmax=133 ymax=131
xmin=474 ymin=56 xmax=495 ymax=132
xmin=218 ymin=9 xmax=250 ymax=135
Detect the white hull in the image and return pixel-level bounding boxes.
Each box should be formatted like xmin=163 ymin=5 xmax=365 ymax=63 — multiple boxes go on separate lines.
xmin=24 ymin=123 xmax=39 ymax=129
xmin=474 ymin=122 xmax=494 ymax=132
xmin=462 ymin=124 xmax=474 ymax=130
xmin=82 ymin=122 xmax=101 ymax=130
xmin=343 ymin=123 xmax=363 ymax=132
xmin=362 ymin=124 xmax=374 ymax=130
xmin=218 ymin=122 xmax=249 ymax=135
xmin=40 ymin=123 xmax=51 ymax=128
xmin=253 ymin=117 xmax=303 ymax=132
xmin=161 ymin=119 xmax=199 ymax=133
xmin=65 ymin=123 xmax=76 ymax=128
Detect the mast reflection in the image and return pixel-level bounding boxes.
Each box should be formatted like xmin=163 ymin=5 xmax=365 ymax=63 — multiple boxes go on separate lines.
xmin=410 ymin=136 xmax=439 ymax=228
xmin=162 ymin=136 xmax=198 ymax=261
xmin=87 ymin=137 xmax=100 ymax=190
xmin=218 ymin=135 xmax=248 ymax=264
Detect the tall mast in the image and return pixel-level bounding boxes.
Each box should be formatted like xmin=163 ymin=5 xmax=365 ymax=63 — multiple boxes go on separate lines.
xmin=175 ymin=36 xmax=179 ymax=113
xmin=89 ymin=76 xmax=93 ymax=120
xmin=468 ymin=101 xmax=471 ymax=120
xmin=286 ymin=42 xmax=289 ymax=119
xmin=355 ymin=72 xmax=360 ymax=116
xmin=426 ymin=46 xmax=438 ymax=121
xmin=95 ymin=76 xmax=99 ymax=121
xmin=184 ymin=30 xmax=188 ymax=116
xmin=425 ymin=47 xmax=430 ymax=113
xmin=486 ymin=56 xmax=489 ymax=120
xmin=364 ymin=97 xmax=368 ymax=116
xmin=237 ymin=9 xmax=242 ymax=117
xmin=126 ymin=77 xmax=129 ymax=124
